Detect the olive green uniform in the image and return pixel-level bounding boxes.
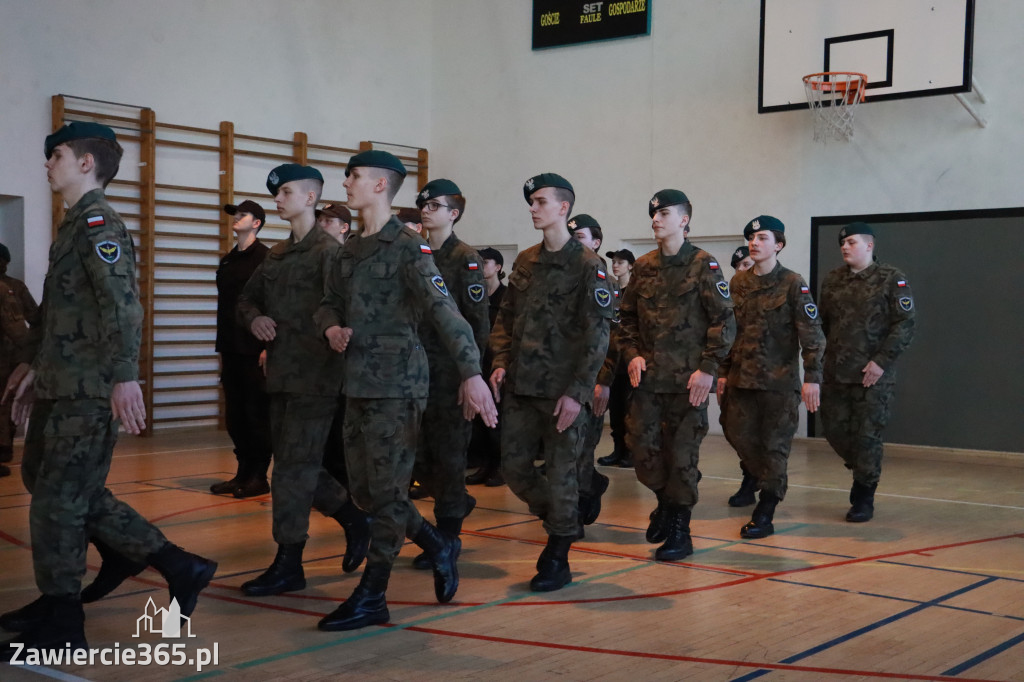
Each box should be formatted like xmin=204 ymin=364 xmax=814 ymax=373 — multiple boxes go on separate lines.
xmin=579 ymin=265 xmax=620 ymax=494
xmin=237 ymin=226 xmax=349 ymax=545
xmin=718 ymin=263 xmax=824 ymax=500
xmin=20 ymin=189 xmax=168 ymax=596
xmin=489 ymin=238 xmax=613 ymax=537
xmin=618 ymin=241 xmax=735 ymax=507
xmin=1 ymin=274 xmax=39 ymax=461
xmin=819 ymin=262 xmax=915 ymax=485
xmin=316 ymin=217 xmax=482 ymax=566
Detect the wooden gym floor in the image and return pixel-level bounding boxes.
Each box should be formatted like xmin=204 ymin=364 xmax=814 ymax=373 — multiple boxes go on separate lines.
xmin=1 ymin=428 xmax=1022 ymax=681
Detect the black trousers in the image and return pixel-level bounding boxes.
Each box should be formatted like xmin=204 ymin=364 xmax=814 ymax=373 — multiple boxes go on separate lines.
xmin=608 ymin=370 xmax=632 ymax=452
xmin=220 ymin=352 xmax=272 ymax=478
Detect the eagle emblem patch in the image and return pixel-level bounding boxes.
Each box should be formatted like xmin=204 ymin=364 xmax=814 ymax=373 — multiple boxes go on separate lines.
xmin=899 ymin=296 xmax=913 ymax=311
xmin=431 ymin=275 xmax=449 ymax=297
xmin=595 ymin=288 xmax=611 ymax=307
xmin=95 ymin=240 xmax=121 ymax=264
xmin=804 ymin=303 xmax=818 ymax=319
xmin=468 ymin=283 xmax=485 ymax=302
xmin=716 ymin=281 xmax=731 ymax=299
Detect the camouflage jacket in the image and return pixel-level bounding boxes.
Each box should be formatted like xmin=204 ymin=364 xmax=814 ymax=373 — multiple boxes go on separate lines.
xmin=489 ymin=237 xmax=613 ymax=406
xmin=820 ymin=261 xmax=915 ymax=385
xmin=237 ymin=225 xmax=343 ymax=396
xmin=315 ymin=216 xmax=482 ymax=399
xmin=595 ymin=262 xmax=622 ymax=387
xmin=418 ymin=231 xmax=489 ymax=390
xmin=0 ymin=274 xmax=40 ymax=368
xmin=719 ymin=262 xmax=824 ymax=391
xmin=618 ymin=240 xmax=735 ymax=393
xmin=28 ymin=189 xmax=142 ymax=399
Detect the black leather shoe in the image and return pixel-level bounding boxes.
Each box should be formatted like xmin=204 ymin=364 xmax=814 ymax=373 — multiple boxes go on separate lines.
xmin=413 ymin=522 xmax=461 ymax=603
xmin=332 ymin=501 xmax=371 ymax=573
xmin=530 ymin=535 xmax=574 ymax=592
xmin=728 ymin=473 xmax=758 ymax=508
xmin=846 ymin=482 xmax=877 ymax=523
xmin=0 ymin=596 xmax=52 ymax=633
xmin=210 ymin=476 xmax=241 ymax=495
xmin=741 ymin=494 xmax=779 ymax=539
xmin=0 ymin=597 xmax=86 ymax=663
xmin=233 ymin=477 xmax=270 ymax=498
xmin=409 ymin=481 xmax=428 ymax=500
xmin=0 ymin=464 xmax=11 ymax=478
xmin=465 ymin=466 xmax=494 ymax=485
xmin=81 ymin=539 xmax=147 ymax=603
xmin=484 ymin=470 xmax=505 ymax=487
xmin=655 ymin=507 xmax=693 ymax=561
xmin=240 ymin=543 xmax=304 ymax=597
xmin=596 ymin=449 xmax=624 ymax=466
xmin=318 ymin=564 xmax=391 ymax=631
xmin=616 ymin=452 xmax=634 ymax=468
xmin=646 ymin=500 xmax=670 ymax=543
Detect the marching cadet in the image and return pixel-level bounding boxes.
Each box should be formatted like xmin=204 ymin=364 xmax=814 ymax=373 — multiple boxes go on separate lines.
xmin=819 ymin=222 xmax=915 ymax=522
xmin=597 ymin=248 xmax=636 ymax=468
xmin=409 ymin=178 xmax=489 ymax=570
xmin=489 ymin=175 xmax=612 ymax=592
xmin=716 ymin=216 xmax=824 ymax=539
xmin=315 ymin=150 xmax=497 ymax=631
xmin=1 ymin=122 xmax=217 ymax=658
xmin=316 ymin=202 xmax=352 ymax=244
xmin=618 ymin=189 xmax=735 ymax=562
xmin=0 ymin=242 xmax=40 ymax=477
xmin=235 ymin=163 xmax=370 ymax=597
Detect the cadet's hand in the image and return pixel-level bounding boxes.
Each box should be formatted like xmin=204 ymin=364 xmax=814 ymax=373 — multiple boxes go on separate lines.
xmin=7 ymin=367 xmax=36 ymax=426
xmin=489 ymin=368 xmax=506 ymax=404
xmin=687 ymin=369 xmax=713 ymax=407
xmin=861 ymin=361 xmax=885 ymax=387
xmin=250 ymin=316 xmax=277 ymax=342
xmin=628 ymin=357 xmax=646 ymax=388
xmin=325 ymin=325 xmax=353 ymax=353
xmin=553 ymin=395 xmax=582 ymax=433
xmin=802 ymin=382 xmax=821 ymax=413
xmin=459 ymin=375 xmax=499 ymax=427
xmin=258 ymin=350 xmax=267 ymax=377
xmin=111 ymin=381 xmax=146 ymax=435
xmin=715 ymin=377 xmax=727 ymax=405
xmin=2 ymin=362 xmax=31 ymax=404
xmin=593 ymin=384 xmax=610 ymax=417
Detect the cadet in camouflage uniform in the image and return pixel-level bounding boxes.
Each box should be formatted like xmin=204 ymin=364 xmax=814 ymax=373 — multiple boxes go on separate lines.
xmin=717 ymin=216 xmax=824 ymax=539
xmin=618 ymin=189 xmax=735 ymax=562
xmin=235 ymin=163 xmax=370 ymax=598
xmin=567 ymin=214 xmax=614 ymax=531
xmin=489 ymin=174 xmax=613 ymax=592
xmin=408 ymin=179 xmax=489 ymax=570
xmin=0 ymin=242 xmax=40 ymax=477
xmin=819 ymin=222 xmax=915 ymax=522
xmin=315 ymin=150 xmax=497 ymax=632
xmin=1 ymin=123 xmax=216 ymax=659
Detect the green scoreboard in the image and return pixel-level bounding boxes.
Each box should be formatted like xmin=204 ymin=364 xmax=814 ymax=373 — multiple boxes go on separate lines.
xmin=532 ymin=1 xmax=652 ymax=49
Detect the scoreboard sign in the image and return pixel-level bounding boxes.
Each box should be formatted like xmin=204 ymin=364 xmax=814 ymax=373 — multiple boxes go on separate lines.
xmin=532 ymin=0 xmax=651 ymax=49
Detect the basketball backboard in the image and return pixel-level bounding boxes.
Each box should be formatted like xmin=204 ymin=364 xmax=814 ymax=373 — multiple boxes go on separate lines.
xmin=758 ymin=0 xmax=975 ymax=113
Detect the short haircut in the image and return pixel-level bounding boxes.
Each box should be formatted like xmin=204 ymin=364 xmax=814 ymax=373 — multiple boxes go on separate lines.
xmin=66 ymin=137 xmax=124 ymax=188
xmin=678 ymin=201 xmax=693 ymax=219
xmin=770 ymin=230 xmax=786 ymax=248
xmin=553 ymin=187 xmax=575 ymax=214
xmin=299 ymin=178 xmax=324 ymax=203
xmin=576 ymin=225 xmax=603 ymax=243
xmin=379 ymin=168 xmax=405 ymax=200
xmin=447 ymin=193 xmax=466 ymax=224
xmin=396 ymin=206 xmax=421 ymax=225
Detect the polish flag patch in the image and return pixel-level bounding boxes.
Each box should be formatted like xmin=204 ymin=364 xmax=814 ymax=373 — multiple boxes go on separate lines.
xmin=897 ymin=280 xmax=907 ymax=287
xmin=467 ymin=262 xmax=479 ymax=270
xmin=800 ymin=285 xmax=810 ymax=294
xmin=709 ymin=261 xmax=719 ymax=270
xmin=87 ymin=215 xmax=105 ymax=227
xmin=597 ymin=270 xmax=606 ymax=280
xmin=419 ymin=244 xmax=432 ymax=254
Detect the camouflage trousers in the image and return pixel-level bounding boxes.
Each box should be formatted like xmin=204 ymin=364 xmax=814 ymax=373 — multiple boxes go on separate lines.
xmin=269 ymin=394 xmax=349 ymax=545
xmin=500 ymin=393 xmax=585 ymax=537
xmin=0 ymin=362 xmax=15 ymax=459
xmin=625 ymin=390 xmax=707 ymax=507
xmin=577 ymin=407 xmax=602 ymax=495
xmin=721 ymin=387 xmax=800 ymax=500
xmin=414 ymin=380 xmax=473 ymax=519
xmin=821 ymin=383 xmax=894 ymax=486
xmin=21 ymin=399 xmax=168 ymax=597
xmin=344 ymin=397 xmax=426 ymax=566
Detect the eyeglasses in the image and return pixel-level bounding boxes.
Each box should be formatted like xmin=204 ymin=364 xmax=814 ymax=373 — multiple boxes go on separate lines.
xmin=421 ymin=201 xmax=451 ymax=212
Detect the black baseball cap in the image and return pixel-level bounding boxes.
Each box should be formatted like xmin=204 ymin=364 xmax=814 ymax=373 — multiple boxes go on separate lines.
xmin=224 ymin=200 xmax=266 ymax=226
xmin=605 ymin=249 xmax=636 ymax=264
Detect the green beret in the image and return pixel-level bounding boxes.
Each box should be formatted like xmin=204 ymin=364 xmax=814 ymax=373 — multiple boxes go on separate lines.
xmin=523 ymin=173 xmax=574 ymax=203
xmin=0 ymin=242 xmax=10 ymax=263
xmin=416 ymin=178 xmax=462 ymax=207
xmin=45 ymin=121 xmax=118 ymax=159
xmin=567 ymin=213 xmax=600 ymax=233
xmin=345 ymin=150 xmax=407 ymax=178
xmin=266 ymin=163 xmax=324 ymax=196
xmin=648 ymin=189 xmax=690 ymax=217
xmin=730 ymin=246 xmax=750 ymax=268
xmin=743 ymin=215 xmax=785 ymax=239
xmin=838 ymin=221 xmax=874 ymax=245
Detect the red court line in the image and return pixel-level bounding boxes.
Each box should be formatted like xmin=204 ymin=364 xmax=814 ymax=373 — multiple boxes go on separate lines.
xmin=150 ymin=495 xmax=266 ymax=522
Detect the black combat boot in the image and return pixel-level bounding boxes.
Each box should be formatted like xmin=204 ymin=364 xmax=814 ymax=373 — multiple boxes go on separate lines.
xmin=0 ymin=596 xmax=87 ymax=663
xmin=413 ymin=521 xmax=461 ymax=603
xmin=210 ymin=461 xmax=245 ymax=495
xmin=655 ymin=506 xmax=694 ymax=561
xmin=413 ymin=495 xmax=475 ymax=570
xmin=80 ymin=539 xmax=148 ymax=604
xmin=0 ymin=596 xmax=54 ymax=633
xmin=846 ymin=481 xmax=878 ymax=522
xmin=579 ymin=470 xmax=610 ymax=526
xmin=147 ymin=544 xmax=218 ymax=616
xmin=530 ymin=535 xmax=574 ymax=592
xmin=646 ymin=491 xmax=670 ymax=543
xmin=240 ymin=542 xmax=304 ymax=597
xmin=740 ymin=492 xmax=779 ymax=539
xmin=597 ymin=446 xmax=625 ymax=467
xmin=728 ymin=463 xmax=758 ymax=507
xmin=317 ymin=563 xmax=391 ymax=631
xmin=331 ymin=500 xmax=371 ymax=573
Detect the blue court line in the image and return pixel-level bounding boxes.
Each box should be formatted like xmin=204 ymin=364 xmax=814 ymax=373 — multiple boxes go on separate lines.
xmin=942 ymin=628 xmax=1024 ymax=676
xmin=728 ymin=577 xmax=998 ymax=682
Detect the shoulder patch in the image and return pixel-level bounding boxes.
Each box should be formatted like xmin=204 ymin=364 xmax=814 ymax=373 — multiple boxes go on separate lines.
xmin=95 ymin=240 xmax=121 ymax=264
xmin=431 ymin=275 xmax=449 ymax=296
xmin=800 ymin=285 xmax=810 ymax=294
xmin=597 ymin=269 xmax=607 ymax=280
xmin=899 ymin=296 xmax=913 ymax=311
xmin=467 ymin=283 xmax=485 ymax=302
xmin=86 ymin=215 xmax=106 ymax=228
xmin=467 ymin=261 xmax=479 ymax=270
xmin=804 ymin=302 xmax=818 ymax=319
xmin=709 ymin=261 xmax=720 ymax=271
xmin=897 ymin=279 xmax=907 ymax=287
xmin=716 ymin=281 xmax=731 ymax=299
xmin=420 ymin=244 xmax=433 ymax=254
xmin=595 ymin=288 xmax=611 ymax=307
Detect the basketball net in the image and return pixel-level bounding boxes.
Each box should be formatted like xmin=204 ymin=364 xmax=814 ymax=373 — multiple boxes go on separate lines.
xmin=803 ymin=72 xmax=867 ymax=143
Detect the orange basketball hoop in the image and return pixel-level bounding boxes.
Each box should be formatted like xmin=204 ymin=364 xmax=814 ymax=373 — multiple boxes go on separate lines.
xmin=802 ymin=72 xmax=868 ymax=143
